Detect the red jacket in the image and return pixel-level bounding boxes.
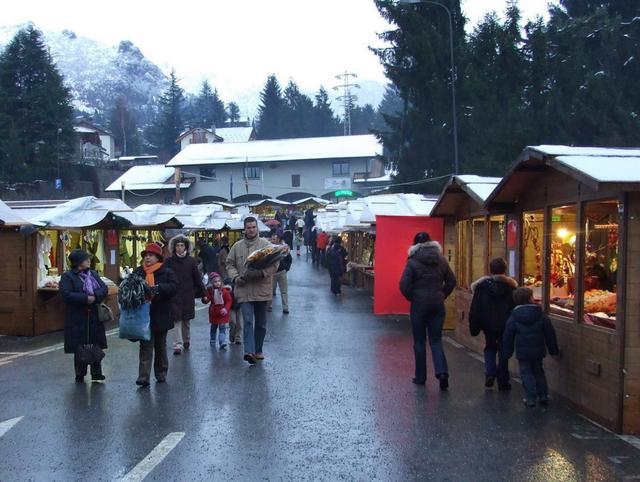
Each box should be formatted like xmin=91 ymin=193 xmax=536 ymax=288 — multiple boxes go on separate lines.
xmin=203 ymin=286 xmax=233 ymax=324
xmin=317 ymin=232 xmax=329 ymax=250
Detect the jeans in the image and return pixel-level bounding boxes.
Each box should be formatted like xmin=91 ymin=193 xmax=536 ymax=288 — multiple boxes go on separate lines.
xmin=410 ymin=303 xmax=448 ymax=382
xmin=519 ymin=358 xmax=548 ymax=403
xmin=138 ymin=330 xmax=168 ymax=382
xmin=240 ymin=301 xmax=268 ymax=355
xmin=330 ymin=274 xmax=342 ymax=294
xmin=210 ymin=324 xmax=228 ymax=346
xmin=170 ymin=319 xmax=191 ymax=350
xmin=484 ymin=331 xmax=510 ymax=386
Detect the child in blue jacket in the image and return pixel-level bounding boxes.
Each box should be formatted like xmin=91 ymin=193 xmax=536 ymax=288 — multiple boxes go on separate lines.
xmin=503 ymin=287 xmax=560 ymax=407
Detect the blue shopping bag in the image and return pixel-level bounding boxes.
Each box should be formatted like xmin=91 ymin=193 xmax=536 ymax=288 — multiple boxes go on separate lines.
xmin=118 ymin=302 xmax=151 ymax=341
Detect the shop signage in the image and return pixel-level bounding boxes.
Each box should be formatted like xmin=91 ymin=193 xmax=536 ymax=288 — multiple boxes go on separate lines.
xmin=334 ymin=190 xmax=354 ymax=197
xmin=324 ymin=177 xmax=351 ymax=190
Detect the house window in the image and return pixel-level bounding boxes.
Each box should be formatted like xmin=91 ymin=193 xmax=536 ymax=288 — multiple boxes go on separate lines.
xmin=199 ymin=166 xmax=216 ymax=180
xmin=292 ymin=174 xmax=300 ymax=187
xmin=245 ymin=166 xmax=262 ymax=180
xmin=332 ymin=161 xmax=350 ymax=176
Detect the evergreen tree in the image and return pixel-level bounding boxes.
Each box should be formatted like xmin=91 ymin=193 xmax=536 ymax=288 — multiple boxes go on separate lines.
xmin=189 ymin=80 xmax=227 ymax=128
xmin=283 ymin=80 xmax=315 ymax=137
xmin=311 ymin=87 xmax=341 ymax=137
xmin=227 ymin=102 xmax=241 ymax=124
xmin=350 ymin=104 xmax=379 ymax=135
xmin=0 ymin=25 xmax=75 ymax=183
xmin=151 ymin=69 xmax=184 ymax=158
xmin=256 ymin=75 xmax=286 ymax=139
xmin=109 ymin=96 xmax=139 ymax=156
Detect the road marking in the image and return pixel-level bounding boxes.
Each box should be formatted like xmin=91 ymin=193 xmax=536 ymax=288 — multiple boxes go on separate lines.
xmin=0 ymin=416 xmax=23 ymax=438
xmin=120 ymin=432 xmax=185 ymax=482
xmin=0 ymin=329 xmax=120 ymax=368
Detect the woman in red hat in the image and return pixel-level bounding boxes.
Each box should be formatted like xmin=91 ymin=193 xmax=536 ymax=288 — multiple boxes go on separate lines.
xmin=131 ymin=242 xmax=177 ymax=386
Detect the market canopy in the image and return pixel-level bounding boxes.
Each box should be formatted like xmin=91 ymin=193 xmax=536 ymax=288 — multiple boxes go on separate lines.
xmin=105 ymin=165 xmax=192 ymax=192
xmin=291 ymin=197 xmax=330 ymax=206
xmin=248 ymin=198 xmax=291 ymax=208
xmin=359 ymin=193 xmax=437 ymax=224
xmin=0 ymin=199 xmax=32 ymax=227
xmin=486 ymin=145 xmax=640 ymax=208
xmin=430 ymin=175 xmax=502 ymax=217
xmin=26 ymin=196 xmax=133 ymax=228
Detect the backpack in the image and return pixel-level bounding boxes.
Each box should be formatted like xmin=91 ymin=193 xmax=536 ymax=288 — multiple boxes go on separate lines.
xmin=118 ymin=272 xmax=147 ymax=310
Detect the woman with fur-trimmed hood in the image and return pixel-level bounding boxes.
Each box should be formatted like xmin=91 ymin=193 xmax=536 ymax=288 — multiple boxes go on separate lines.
xmin=163 ymin=234 xmax=205 ymax=354
xmin=400 ymin=232 xmax=456 ymax=390
xmin=469 ymin=257 xmax=518 ymax=391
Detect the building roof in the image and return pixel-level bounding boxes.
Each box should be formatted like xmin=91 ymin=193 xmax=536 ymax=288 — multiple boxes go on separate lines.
xmin=0 ymin=199 xmax=32 ymax=226
xmin=248 ymin=198 xmax=291 ymax=208
xmin=74 ymin=119 xmax=112 ymax=136
xmin=27 ymin=196 xmax=132 ymax=228
xmin=105 ymin=165 xmax=193 ymax=192
xmin=216 ymin=127 xmax=255 ymax=143
xmin=486 ymin=145 xmax=640 ymax=207
xmin=176 ymin=127 xmax=224 ymax=143
xmin=166 ymin=134 xmax=382 ymax=167
xmin=431 ymin=175 xmax=502 ymax=217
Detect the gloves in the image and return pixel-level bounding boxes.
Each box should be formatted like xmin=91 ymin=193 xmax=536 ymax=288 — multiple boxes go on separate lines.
xmin=235 ymin=277 xmax=247 ymax=287
xmin=243 ymin=269 xmax=263 ymax=281
xmin=220 ymin=308 xmax=228 ymax=316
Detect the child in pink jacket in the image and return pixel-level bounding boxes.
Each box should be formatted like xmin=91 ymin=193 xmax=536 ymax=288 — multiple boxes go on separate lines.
xmin=202 ymin=272 xmax=233 ymax=349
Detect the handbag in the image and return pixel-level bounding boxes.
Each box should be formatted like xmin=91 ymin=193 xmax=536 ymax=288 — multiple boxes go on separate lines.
xmin=98 ymin=303 xmax=114 ymax=323
xmin=75 ymin=312 xmax=105 ymax=365
xmin=119 ymin=302 xmax=151 ymax=341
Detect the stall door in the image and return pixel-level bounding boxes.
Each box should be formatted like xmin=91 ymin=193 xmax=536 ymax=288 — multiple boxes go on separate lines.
xmin=0 ymin=232 xmax=29 ymax=334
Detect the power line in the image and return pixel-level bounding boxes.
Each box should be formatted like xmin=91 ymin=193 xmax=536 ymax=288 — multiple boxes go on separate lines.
xmin=333 ymin=72 xmax=359 ymax=136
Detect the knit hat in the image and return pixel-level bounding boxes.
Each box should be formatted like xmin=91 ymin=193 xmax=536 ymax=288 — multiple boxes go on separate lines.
xmin=141 ymin=242 xmax=163 ymax=260
xmin=208 ymin=272 xmax=222 ymax=281
xmin=69 ymin=248 xmax=91 ymax=268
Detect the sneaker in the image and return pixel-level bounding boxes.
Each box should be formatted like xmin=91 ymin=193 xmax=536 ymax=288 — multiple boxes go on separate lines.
xmin=156 ymin=377 xmax=166 ymax=383
xmin=437 ymin=373 xmax=449 ymax=391
xmin=485 ymin=376 xmax=495 ymax=388
xmin=220 ymin=343 xmax=227 ymax=350
xmin=243 ymin=353 xmax=257 ymax=364
xmin=91 ymin=374 xmax=106 ymax=382
xmin=235 ymin=339 xmax=242 ymax=345
xmin=255 ymin=353 xmax=265 ymax=360
xmin=136 ymin=379 xmax=150 ymax=387
xmin=173 ymin=348 xmax=182 ymax=355
xmin=283 ymin=310 xmax=289 ymax=314
xmin=522 ymin=398 xmax=536 ymax=408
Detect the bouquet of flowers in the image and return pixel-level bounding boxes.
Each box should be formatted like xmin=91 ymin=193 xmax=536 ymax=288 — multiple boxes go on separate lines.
xmin=246 ymin=244 xmax=290 ymax=270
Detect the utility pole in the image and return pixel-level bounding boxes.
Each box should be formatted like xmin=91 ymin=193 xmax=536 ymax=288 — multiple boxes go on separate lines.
xmin=334 ymin=72 xmax=359 ymax=136
xmin=174 ymin=167 xmax=181 ymax=204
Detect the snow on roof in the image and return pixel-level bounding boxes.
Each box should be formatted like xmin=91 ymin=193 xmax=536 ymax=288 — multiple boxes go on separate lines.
xmin=216 ymin=127 xmax=254 ymax=143
xmin=0 ymin=199 xmax=32 ymax=226
xmin=454 ymin=175 xmax=502 ymax=202
xmin=291 ymin=197 xmax=330 ymax=206
xmin=360 ymin=194 xmax=437 ymax=224
xmin=117 ymin=203 xmax=184 ymax=228
xmin=28 ymin=196 xmax=132 ymax=228
xmin=166 ymin=134 xmax=382 ymax=167
xmin=105 ymin=165 xmax=192 ymax=192
xmin=249 ymin=198 xmax=291 ymax=208
xmin=554 ymin=155 xmax=640 ymax=183
xmin=530 ymin=145 xmax=640 ymax=158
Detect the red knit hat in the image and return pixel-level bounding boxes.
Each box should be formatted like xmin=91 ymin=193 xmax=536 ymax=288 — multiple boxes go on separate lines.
xmin=141 ymin=242 xmax=163 ymax=260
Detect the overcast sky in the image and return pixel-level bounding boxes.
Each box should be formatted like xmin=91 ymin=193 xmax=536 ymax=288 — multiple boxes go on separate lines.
xmin=3 ymin=0 xmax=558 ymax=101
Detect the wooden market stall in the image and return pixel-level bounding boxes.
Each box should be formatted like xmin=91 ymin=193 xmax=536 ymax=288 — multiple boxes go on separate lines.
xmin=430 ymin=175 xmax=503 ymax=348
xmin=477 ymin=145 xmax=640 ymax=434
xmin=0 ymin=197 xmax=129 ymax=336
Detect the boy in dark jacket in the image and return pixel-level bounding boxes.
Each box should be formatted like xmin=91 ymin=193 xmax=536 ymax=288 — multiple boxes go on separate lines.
xmin=469 ymin=258 xmax=517 ymax=390
xmin=503 ymin=287 xmax=560 ymax=407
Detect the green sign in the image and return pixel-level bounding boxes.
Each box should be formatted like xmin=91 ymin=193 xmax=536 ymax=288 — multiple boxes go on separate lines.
xmin=334 ymin=190 xmax=354 ymax=197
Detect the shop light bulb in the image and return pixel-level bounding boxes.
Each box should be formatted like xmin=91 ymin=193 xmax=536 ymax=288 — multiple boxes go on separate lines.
xmin=557 ymin=228 xmax=569 ymax=239
xmin=569 ymin=235 xmax=576 ymax=245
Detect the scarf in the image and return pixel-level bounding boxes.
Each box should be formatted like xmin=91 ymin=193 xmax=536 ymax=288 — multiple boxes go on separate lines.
xmin=213 ymin=287 xmax=224 ymax=305
xmin=143 ymin=262 xmax=163 ymax=286
xmin=78 ymin=270 xmax=100 ymax=295
xmin=176 ymin=251 xmax=187 ymax=258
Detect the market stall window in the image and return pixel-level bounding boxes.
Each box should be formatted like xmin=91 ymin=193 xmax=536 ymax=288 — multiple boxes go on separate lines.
xmin=82 ymin=229 xmax=106 ymax=275
xmin=37 ymin=230 xmax=62 ymax=288
xmin=548 ymin=205 xmax=577 ymax=319
xmin=456 ymin=220 xmax=469 ymax=288
xmin=471 ymin=217 xmax=486 ymax=282
xmin=582 ymin=200 xmax=619 ymax=330
xmin=119 ymin=230 xmax=148 ymax=276
xmin=522 ymin=211 xmax=544 ymax=302
xmin=62 ymin=231 xmax=82 ymax=272
xmin=489 ymin=215 xmax=506 ymax=261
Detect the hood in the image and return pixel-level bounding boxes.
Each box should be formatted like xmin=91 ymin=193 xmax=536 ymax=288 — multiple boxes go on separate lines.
xmin=511 ymin=304 xmax=543 ymax=325
xmin=407 ymin=241 xmax=443 ymax=266
xmin=168 ymin=234 xmax=193 ymax=255
xmin=471 ymin=274 xmax=518 ymax=294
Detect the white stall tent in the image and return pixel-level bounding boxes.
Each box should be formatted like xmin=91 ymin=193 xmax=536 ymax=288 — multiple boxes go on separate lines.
xmin=26 ymin=196 xmax=132 ymax=228
xmin=0 ymin=199 xmax=32 ymax=227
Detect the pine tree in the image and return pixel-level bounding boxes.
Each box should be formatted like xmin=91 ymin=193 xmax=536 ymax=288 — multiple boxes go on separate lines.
xmin=151 ymin=69 xmax=184 ymax=158
xmin=0 ymin=25 xmax=75 ymax=182
xmin=189 ymin=80 xmax=227 ymax=129
xmin=283 ymin=80 xmax=315 ymax=138
xmin=256 ymin=75 xmax=286 ymax=139
xmin=109 ymin=96 xmax=139 ymax=157
xmin=227 ymin=102 xmax=241 ymax=124
xmin=311 ymin=87 xmax=341 ymax=137
xmin=350 ymin=104 xmax=379 ymax=135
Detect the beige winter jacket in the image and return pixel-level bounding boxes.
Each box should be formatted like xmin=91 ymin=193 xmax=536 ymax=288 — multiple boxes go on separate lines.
xmin=226 ymin=236 xmax=279 ymax=302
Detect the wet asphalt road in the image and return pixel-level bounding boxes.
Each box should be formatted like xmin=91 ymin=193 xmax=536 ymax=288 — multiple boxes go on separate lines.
xmin=1 ymin=254 xmax=640 ymax=481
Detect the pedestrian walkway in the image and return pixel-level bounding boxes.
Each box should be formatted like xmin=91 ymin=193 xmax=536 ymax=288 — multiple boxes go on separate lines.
xmin=0 ymin=255 xmax=639 ymax=480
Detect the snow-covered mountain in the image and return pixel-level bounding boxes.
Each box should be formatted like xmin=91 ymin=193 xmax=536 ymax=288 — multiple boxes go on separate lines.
xmin=0 ymin=22 xmax=167 ymax=126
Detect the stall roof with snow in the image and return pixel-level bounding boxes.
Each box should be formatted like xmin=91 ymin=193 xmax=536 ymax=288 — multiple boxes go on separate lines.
xmin=431 ymin=175 xmax=502 ymax=217
xmin=360 ymin=193 xmax=438 ymax=224
xmin=166 ymin=134 xmax=382 ymax=167
xmin=26 ymin=196 xmax=133 ymax=228
xmin=0 ymin=199 xmax=32 ymax=227
xmin=105 ymin=165 xmax=193 ymax=192
xmin=485 ymin=145 xmax=640 ymax=209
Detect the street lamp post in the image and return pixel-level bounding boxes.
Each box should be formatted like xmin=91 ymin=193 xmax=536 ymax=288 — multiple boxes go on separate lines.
xmin=397 ymin=0 xmax=459 ymax=174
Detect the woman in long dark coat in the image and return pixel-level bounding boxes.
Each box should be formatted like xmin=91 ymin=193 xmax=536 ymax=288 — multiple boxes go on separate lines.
xmin=164 ymin=235 xmax=205 ymax=354
xmin=133 ymin=243 xmax=177 ymax=386
xmin=326 ymin=237 xmax=347 ymax=296
xmin=60 ymin=249 xmax=108 ymax=383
